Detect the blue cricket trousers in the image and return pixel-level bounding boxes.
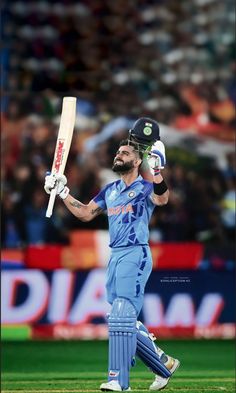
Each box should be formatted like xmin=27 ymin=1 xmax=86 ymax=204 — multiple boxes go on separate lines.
xmin=106 ymin=245 xmax=153 ymax=315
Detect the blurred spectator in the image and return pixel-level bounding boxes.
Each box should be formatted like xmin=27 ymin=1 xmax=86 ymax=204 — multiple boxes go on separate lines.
xmin=1 ymin=194 xmax=24 ymax=248
xmin=23 ymin=189 xmax=49 ymax=244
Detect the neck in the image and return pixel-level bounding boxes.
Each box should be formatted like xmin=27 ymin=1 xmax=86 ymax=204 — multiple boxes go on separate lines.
xmin=120 ymin=170 xmax=139 ymax=186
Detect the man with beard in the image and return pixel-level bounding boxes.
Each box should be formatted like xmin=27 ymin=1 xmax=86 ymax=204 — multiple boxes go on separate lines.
xmin=44 ymin=118 xmax=180 ymax=391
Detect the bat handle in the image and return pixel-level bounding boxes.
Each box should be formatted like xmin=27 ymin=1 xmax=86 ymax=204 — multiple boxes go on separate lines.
xmin=45 ymin=187 xmax=58 ymax=218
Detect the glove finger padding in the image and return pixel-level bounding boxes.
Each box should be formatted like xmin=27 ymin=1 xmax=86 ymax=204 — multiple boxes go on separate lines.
xmin=150 ymin=140 xmax=166 ymax=169
xmin=54 ymin=174 xmax=68 ymax=197
xmin=54 ymin=173 xmax=67 ymax=186
xmin=44 ymin=174 xmax=57 ymax=194
xmin=147 ymin=155 xmax=161 ymax=171
xmin=44 ymin=173 xmax=67 ymax=195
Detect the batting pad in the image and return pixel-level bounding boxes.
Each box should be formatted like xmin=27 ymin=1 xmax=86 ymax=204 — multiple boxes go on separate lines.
xmin=108 ymin=297 xmax=137 ymax=390
xmin=136 ymin=321 xmax=171 ymax=378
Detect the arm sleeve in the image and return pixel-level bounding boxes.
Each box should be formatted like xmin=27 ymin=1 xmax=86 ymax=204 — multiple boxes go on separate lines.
xmin=93 ymin=185 xmax=108 ymax=210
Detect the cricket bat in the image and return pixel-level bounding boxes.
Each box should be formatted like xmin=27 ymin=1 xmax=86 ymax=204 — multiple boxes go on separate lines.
xmin=45 ymin=96 xmax=77 ymax=218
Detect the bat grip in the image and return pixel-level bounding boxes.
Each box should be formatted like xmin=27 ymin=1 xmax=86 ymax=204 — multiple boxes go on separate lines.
xmin=45 ymin=187 xmax=58 ymax=218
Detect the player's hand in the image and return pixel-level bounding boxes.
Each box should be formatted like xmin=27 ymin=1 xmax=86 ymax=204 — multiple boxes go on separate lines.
xmin=147 ymin=141 xmax=166 ymax=175
xmin=44 ymin=173 xmax=69 ymax=199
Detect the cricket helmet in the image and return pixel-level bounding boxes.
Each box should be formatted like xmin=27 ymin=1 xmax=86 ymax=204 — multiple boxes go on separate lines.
xmin=128 ymin=117 xmax=160 ymax=154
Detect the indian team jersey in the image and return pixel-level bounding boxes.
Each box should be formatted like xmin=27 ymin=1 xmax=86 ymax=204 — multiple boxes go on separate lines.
xmin=93 ymin=175 xmax=155 ymax=248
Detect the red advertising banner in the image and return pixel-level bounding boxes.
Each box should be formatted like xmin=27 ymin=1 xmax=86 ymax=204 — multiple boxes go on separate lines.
xmin=5 ymin=230 xmax=204 ymax=270
xmin=23 ymin=242 xmax=203 ymax=270
xmin=151 ymin=242 xmax=203 ymax=269
xmin=25 ymin=245 xmax=63 ymax=269
xmin=31 ymin=323 xmax=235 ymax=340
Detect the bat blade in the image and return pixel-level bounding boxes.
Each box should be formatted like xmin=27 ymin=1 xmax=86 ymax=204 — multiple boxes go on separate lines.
xmin=46 ymin=97 xmax=77 ymax=218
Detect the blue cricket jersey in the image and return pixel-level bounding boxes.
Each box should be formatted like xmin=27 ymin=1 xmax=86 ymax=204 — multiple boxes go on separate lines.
xmin=93 ymin=175 xmax=155 ymax=248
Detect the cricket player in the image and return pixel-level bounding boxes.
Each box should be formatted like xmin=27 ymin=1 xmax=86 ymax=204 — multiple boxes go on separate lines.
xmin=44 ymin=117 xmax=180 ymax=391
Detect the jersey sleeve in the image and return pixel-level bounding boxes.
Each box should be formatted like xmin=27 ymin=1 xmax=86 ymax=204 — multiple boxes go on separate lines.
xmin=145 ymin=182 xmax=156 ymax=207
xmin=93 ymin=185 xmax=108 ymax=210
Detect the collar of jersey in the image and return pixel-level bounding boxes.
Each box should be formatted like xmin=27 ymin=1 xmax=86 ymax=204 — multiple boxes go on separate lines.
xmin=119 ymin=175 xmax=143 ymax=192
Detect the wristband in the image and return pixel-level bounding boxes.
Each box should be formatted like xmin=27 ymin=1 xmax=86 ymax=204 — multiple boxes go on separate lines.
xmin=153 ymin=180 xmax=168 ymax=196
xmin=59 ymin=186 xmax=70 ymax=200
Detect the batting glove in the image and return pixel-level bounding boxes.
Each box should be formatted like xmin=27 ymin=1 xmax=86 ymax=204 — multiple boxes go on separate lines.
xmin=44 ymin=173 xmax=70 ymax=200
xmin=147 ymin=141 xmax=166 ymax=176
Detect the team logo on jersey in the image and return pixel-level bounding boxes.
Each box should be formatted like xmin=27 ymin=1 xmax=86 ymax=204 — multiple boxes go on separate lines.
xmin=128 ymin=191 xmax=136 ymax=198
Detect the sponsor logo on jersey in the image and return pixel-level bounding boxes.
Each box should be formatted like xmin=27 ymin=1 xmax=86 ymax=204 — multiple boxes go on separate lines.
xmin=108 ymin=203 xmax=133 ymax=216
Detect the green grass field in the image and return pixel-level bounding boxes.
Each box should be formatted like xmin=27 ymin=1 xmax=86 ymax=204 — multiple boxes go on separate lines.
xmin=1 ymin=339 xmax=235 ymax=392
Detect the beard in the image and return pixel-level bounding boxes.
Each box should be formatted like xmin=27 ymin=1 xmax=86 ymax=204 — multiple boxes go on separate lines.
xmin=112 ymin=160 xmax=135 ymax=173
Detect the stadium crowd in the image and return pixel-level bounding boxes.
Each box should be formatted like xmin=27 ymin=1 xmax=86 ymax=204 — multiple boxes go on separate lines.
xmin=1 ymin=0 xmax=235 ymax=247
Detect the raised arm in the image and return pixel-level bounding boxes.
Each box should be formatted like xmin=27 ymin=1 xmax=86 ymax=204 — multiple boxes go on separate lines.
xmin=146 ymin=140 xmax=169 ymax=206
xmin=63 ymin=195 xmax=104 ymax=221
xmin=44 ymin=173 xmax=104 ymax=221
